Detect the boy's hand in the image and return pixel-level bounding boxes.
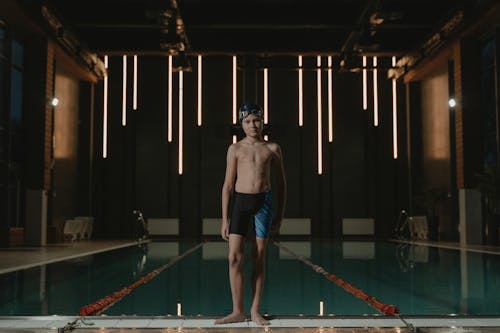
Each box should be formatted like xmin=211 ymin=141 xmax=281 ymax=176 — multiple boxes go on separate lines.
xmin=221 ymin=221 xmax=230 ymax=241
xmin=270 ymin=218 xmax=282 ymax=237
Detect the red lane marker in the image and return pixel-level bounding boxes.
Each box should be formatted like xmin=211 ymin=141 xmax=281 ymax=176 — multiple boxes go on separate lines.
xmin=273 ymin=241 xmax=400 ymax=316
xmin=78 ymin=241 xmax=207 ymax=316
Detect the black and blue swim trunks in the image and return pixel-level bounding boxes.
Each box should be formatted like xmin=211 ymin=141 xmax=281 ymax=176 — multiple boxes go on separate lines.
xmin=229 ymin=191 xmax=273 ymax=238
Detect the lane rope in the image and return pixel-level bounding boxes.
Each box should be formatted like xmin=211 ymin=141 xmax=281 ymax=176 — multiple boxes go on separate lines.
xmin=78 ymin=240 xmax=207 ymax=316
xmin=272 ymin=241 xmax=405 ymax=316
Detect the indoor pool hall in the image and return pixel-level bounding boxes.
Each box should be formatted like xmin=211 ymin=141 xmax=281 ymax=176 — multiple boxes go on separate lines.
xmin=1 ymin=0 xmax=500 ymax=332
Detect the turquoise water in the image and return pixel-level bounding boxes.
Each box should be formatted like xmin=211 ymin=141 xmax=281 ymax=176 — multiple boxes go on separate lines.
xmin=1 ymin=240 xmax=500 ymax=316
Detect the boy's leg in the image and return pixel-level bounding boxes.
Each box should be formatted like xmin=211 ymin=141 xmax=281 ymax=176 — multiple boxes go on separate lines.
xmin=215 ymin=234 xmax=246 ymax=324
xmin=250 ymin=236 xmax=270 ymax=325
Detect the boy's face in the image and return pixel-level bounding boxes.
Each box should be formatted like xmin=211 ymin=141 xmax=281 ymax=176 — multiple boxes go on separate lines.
xmin=241 ymin=114 xmax=263 ymax=138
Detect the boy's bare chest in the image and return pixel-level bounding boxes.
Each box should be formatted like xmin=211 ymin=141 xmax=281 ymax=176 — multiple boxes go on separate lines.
xmin=237 ymin=146 xmax=273 ymax=164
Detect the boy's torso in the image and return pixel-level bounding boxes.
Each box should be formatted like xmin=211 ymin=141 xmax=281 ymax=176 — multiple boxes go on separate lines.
xmin=234 ymin=141 xmax=275 ymax=194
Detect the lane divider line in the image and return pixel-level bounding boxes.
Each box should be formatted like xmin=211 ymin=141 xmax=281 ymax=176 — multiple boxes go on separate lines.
xmin=78 ymin=240 xmax=208 ymax=316
xmin=272 ymin=241 xmax=400 ymax=316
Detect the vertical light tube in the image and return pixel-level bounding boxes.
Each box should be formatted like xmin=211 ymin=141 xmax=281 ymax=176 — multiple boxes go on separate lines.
xmin=122 ymin=55 xmax=127 ymax=126
xmin=317 ymin=55 xmax=323 ymax=175
xmin=298 ymin=55 xmax=303 ymax=126
xmin=232 ymin=55 xmax=237 ymax=143
xmin=103 ymin=55 xmax=108 ymax=158
xmin=373 ymin=56 xmax=379 ymax=126
xmin=362 ymin=56 xmax=367 ymax=110
xmin=178 ymin=70 xmax=183 ymax=175
xmin=264 ymin=67 xmax=268 ymax=124
xmin=197 ymin=54 xmax=202 ymax=126
xmin=327 ymin=56 xmax=333 ymax=142
xmin=133 ymin=55 xmax=137 ymax=111
xmin=392 ymin=56 xmax=398 ymax=159
xmin=168 ymin=55 xmax=173 ymax=142
xmin=264 ymin=67 xmax=268 ymax=141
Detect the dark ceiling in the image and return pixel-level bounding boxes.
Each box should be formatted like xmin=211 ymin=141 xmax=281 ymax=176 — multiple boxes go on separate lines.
xmin=179 ymin=0 xmax=470 ymax=55
xmin=20 ymin=0 xmax=493 ymax=57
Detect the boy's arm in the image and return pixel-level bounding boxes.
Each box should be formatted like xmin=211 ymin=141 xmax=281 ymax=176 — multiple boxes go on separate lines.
xmin=221 ymin=144 xmax=237 ymax=240
xmin=272 ymin=144 xmax=287 ymax=232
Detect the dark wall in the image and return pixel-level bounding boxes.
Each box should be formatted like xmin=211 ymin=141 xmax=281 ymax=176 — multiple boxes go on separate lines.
xmin=92 ymin=55 xmax=408 ymax=239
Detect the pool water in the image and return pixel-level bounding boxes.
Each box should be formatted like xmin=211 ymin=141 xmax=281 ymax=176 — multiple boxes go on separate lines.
xmin=0 ymin=240 xmax=499 ymax=316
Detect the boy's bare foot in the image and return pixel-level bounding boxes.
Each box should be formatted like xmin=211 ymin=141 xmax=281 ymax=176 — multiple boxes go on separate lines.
xmin=214 ymin=312 xmax=246 ymax=325
xmin=251 ymin=312 xmax=270 ymax=326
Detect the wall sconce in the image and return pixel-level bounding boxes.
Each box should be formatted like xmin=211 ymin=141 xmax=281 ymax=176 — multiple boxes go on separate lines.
xmin=48 ymin=97 xmax=59 ymax=107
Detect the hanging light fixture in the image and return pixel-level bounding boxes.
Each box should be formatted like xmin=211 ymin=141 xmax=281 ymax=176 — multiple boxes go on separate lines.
xmin=327 ymin=56 xmax=333 ymax=143
xmin=373 ymin=56 xmax=378 ymax=126
xmin=233 ymin=55 xmax=237 ymax=144
xmin=392 ymin=56 xmax=398 ymax=159
xmin=317 ymin=55 xmax=323 ymax=175
xmin=103 ymin=55 xmax=108 ymax=158
xmin=264 ymin=67 xmax=268 ymax=141
xmin=122 ymin=55 xmax=127 ymax=126
xmin=168 ymin=55 xmax=173 ymax=142
xmin=362 ymin=56 xmax=367 ymax=111
xmin=298 ymin=55 xmax=303 ymax=127
xmin=197 ymin=54 xmax=202 ymax=126
xmin=133 ymin=55 xmax=138 ymax=111
xmin=178 ymin=70 xmax=183 ymax=175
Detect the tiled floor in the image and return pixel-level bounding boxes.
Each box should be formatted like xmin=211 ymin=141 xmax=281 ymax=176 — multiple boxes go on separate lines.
xmin=1 ymin=316 xmax=500 ymax=332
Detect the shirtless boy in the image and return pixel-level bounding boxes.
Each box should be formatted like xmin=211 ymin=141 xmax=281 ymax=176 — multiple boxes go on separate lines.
xmin=215 ymin=103 xmax=286 ymax=326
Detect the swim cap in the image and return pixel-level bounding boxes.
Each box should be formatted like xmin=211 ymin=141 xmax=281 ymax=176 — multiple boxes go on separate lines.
xmin=238 ymin=103 xmax=263 ymax=123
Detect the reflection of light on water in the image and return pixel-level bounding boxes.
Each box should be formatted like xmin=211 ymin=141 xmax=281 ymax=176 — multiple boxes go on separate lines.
xmin=177 ymin=302 xmax=182 ymax=316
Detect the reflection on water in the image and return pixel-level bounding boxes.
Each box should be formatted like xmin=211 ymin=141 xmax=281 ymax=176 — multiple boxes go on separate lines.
xmin=0 ymin=240 xmax=500 ymax=316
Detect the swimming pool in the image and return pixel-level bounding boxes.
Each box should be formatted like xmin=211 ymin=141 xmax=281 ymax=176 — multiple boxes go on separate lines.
xmin=0 ymin=240 xmax=499 ymax=317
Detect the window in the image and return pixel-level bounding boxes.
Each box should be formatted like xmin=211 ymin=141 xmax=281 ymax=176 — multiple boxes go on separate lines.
xmin=10 ymin=39 xmax=22 ymax=132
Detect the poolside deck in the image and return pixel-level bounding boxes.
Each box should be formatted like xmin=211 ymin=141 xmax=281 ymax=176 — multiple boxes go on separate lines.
xmin=0 ymin=239 xmax=148 ymax=275
xmin=1 ymin=238 xmax=499 ymax=276
xmin=1 ymin=315 xmax=500 ymax=332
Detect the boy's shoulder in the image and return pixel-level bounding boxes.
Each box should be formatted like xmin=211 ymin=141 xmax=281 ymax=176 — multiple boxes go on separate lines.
xmin=227 ymin=141 xmax=244 ymax=155
xmin=265 ymin=141 xmax=281 ymax=152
